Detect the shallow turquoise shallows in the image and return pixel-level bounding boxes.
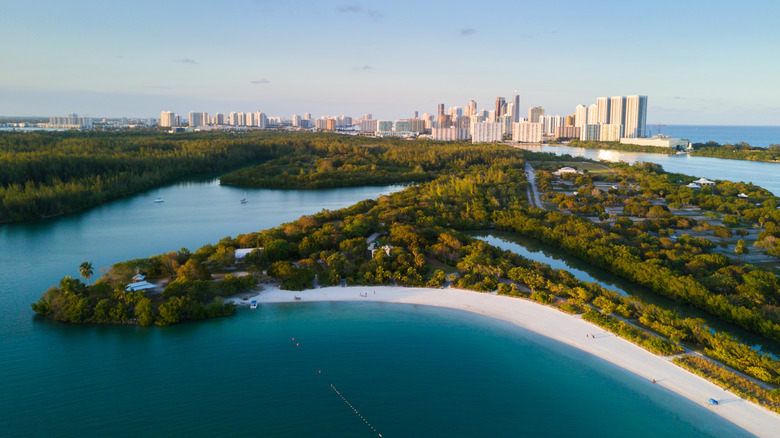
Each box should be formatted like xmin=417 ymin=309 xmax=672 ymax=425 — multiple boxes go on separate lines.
xmin=0 ymin=173 xmax=764 ymax=437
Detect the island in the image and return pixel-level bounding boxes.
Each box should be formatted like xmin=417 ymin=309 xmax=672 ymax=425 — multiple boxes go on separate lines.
xmin=31 ymin=134 xmax=780 ymax=423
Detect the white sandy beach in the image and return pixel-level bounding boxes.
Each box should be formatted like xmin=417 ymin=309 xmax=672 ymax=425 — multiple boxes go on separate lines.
xmin=232 ymin=284 xmax=780 ymax=437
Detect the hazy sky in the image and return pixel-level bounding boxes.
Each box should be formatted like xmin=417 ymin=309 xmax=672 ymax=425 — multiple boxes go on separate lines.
xmin=2 ymin=0 xmax=779 ymax=124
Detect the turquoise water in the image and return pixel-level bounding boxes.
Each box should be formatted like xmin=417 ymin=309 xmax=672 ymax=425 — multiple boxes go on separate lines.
xmin=0 ymin=303 xmax=752 ymax=437
xmin=0 ymin=174 xmax=765 ymax=437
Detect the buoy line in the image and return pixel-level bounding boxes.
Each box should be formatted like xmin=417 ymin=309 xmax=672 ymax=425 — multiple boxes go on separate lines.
xmin=330 ymin=384 xmax=383 ymax=437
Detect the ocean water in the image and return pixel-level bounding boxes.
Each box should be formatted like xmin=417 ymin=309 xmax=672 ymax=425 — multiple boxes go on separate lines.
xmin=0 ymin=303 xmax=753 ymax=437
xmin=655 ymin=125 xmax=780 ymax=147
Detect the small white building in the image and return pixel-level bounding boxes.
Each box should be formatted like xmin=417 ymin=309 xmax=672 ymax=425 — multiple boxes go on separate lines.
xmin=126 ymin=281 xmax=156 ymax=292
xmin=737 ymin=193 xmax=749 ymax=199
xmin=693 ymin=177 xmax=715 ymax=186
xmin=554 ymin=167 xmax=580 ymax=176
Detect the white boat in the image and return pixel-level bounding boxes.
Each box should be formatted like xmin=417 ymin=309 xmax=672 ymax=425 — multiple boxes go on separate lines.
xmin=154 ymin=197 xmax=164 ymax=203
xmin=240 ymin=192 xmax=248 ymax=204
xmin=250 ymin=300 xmax=257 ymax=309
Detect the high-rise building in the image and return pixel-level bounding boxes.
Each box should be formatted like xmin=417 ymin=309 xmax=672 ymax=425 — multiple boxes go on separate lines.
xmin=495 ymin=97 xmax=507 ymax=121
xmin=587 ymin=104 xmax=598 ymax=124
xmin=574 ymin=105 xmax=587 ymax=128
xmin=599 ymin=124 xmax=622 ymax=141
xmin=499 ymin=115 xmax=513 ymax=136
xmin=512 ymin=122 xmax=542 ymax=143
xmin=437 ymin=104 xmax=445 ymax=116
xmin=438 ymin=114 xmax=452 ymax=128
xmin=228 ymin=112 xmax=239 ymax=126
xmin=554 ymin=126 xmax=580 ymax=139
xmin=409 ymin=119 xmax=425 ymax=133
xmin=188 ymin=112 xmax=206 ymax=128
xmin=161 ymin=111 xmax=178 ymax=127
xmin=580 ymin=124 xmax=601 ymax=141
xmin=472 ymin=122 xmax=502 ymax=144
xmin=377 ymin=120 xmax=393 ymax=132
xmin=431 ymin=127 xmax=469 ymax=141
xmin=596 ymin=97 xmax=610 ymax=124
xmin=528 ymin=106 xmax=544 ymax=123
xmin=513 ymin=94 xmax=520 ymax=123
xmin=359 ymin=119 xmax=378 ymax=133
xmin=457 ymin=116 xmax=471 ymax=131
xmin=255 ymin=112 xmax=267 ymax=129
xmin=394 ymin=120 xmax=411 ymax=132
xmin=624 ymin=95 xmax=648 ymax=138
xmin=609 ymin=96 xmax=626 ymax=136
xmin=467 ymin=100 xmax=477 ymax=117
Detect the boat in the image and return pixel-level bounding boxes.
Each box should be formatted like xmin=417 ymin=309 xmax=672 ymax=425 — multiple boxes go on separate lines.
xmin=154 ymin=197 xmax=164 ymax=203
xmin=240 ymin=191 xmax=248 ymax=204
xmin=708 ymin=398 xmax=719 ymax=406
xmin=250 ymin=300 xmax=257 ymax=309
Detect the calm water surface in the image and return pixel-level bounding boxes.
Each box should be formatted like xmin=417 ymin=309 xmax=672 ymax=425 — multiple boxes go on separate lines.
xmin=516 ymin=144 xmax=780 ymax=196
xmin=0 ymin=176 xmax=762 ymax=437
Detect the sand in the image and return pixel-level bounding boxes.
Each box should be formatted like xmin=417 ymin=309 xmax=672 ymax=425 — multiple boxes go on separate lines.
xmin=232 ymin=284 xmax=780 ymax=437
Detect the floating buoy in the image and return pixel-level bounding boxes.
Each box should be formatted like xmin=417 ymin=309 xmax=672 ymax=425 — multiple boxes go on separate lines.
xmin=296 ymin=343 xmax=299 ymax=347
xmin=292 ymin=338 xmax=295 ymax=341
xmin=319 ymin=370 xmax=321 ymax=374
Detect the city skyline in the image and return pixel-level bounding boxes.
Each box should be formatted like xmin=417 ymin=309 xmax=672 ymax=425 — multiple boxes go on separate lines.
xmin=2 ymin=0 xmax=780 ymax=125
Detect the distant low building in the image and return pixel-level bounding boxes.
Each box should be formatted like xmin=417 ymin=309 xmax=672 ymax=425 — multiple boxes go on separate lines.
xmin=554 ymin=167 xmax=580 ymax=176
xmin=620 ymin=136 xmax=690 ymax=149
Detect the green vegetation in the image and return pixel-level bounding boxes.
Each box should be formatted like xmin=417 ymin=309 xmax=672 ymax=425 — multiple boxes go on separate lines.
xmin=568 ymin=139 xmax=678 ymax=154
xmin=0 ymin=130 xmax=291 ymax=223
xmin=519 ymin=160 xmax=780 ymax=337
xmin=31 ymin=252 xmax=258 ymax=326
xmin=691 ymin=142 xmax=780 ymax=162
xmin=582 ymin=310 xmax=682 ymax=355
xmin=219 ymin=136 xmax=503 ymax=189
xmin=673 ymin=355 xmax=780 ymax=414
xmin=31 ymin=134 xmax=780 ymax=407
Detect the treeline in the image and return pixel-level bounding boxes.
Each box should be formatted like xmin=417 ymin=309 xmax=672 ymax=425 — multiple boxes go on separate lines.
xmin=0 ymin=130 xmax=294 ymax=222
xmin=219 ymin=136 xmax=518 ymax=189
xmin=31 ymin=248 xmax=259 ymax=326
xmin=691 ymin=141 xmax=780 ymax=162
xmin=568 ymin=139 xmax=678 ymax=154
xmin=494 ymin=202 xmax=780 ymax=344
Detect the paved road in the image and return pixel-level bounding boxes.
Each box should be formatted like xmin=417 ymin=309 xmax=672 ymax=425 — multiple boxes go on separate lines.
xmin=525 ymin=162 xmax=545 ymax=210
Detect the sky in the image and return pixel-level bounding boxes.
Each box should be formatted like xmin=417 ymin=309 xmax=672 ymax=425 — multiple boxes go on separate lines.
xmin=2 ymin=0 xmax=780 ymax=125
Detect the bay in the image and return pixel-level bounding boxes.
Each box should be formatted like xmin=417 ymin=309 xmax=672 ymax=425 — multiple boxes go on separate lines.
xmin=0 ymin=167 xmax=768 ymax=437
xmin=0 ymin=303 xmax=752 ymax=437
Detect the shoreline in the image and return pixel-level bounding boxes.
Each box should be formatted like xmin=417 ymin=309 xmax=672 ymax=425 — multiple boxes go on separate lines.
xmin=232 ymin=284 xmax=780 ymax=438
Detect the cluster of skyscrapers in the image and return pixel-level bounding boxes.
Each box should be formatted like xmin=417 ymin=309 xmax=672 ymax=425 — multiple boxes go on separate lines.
xmin=160 ymin=93 xmax=647 ymax=145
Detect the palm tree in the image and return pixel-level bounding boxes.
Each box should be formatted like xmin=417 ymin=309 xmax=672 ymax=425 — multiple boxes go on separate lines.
xmin=79 ymin=261 xmax=94 ymax=286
